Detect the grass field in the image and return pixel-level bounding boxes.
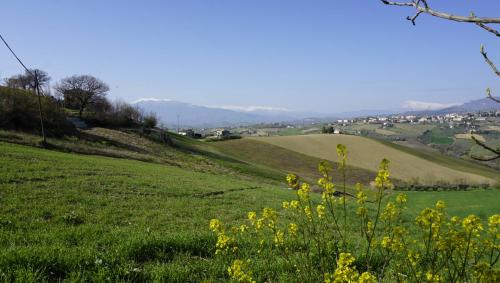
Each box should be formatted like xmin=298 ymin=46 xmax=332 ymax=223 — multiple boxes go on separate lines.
xmin=249 ymin=134 xmax=496 ymax=185
xmin=0 ymin=141 xmax=292 ymax=281
xmin=211 ymin=138 xmax=376 ymax=185
xmin=0 ymin=140 xmax=498 ymax=281
xmin=379 ymin=139 xmax=500 ymax=182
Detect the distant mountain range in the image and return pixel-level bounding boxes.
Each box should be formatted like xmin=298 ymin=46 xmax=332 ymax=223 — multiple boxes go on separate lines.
xmin=403 ymin=98 xmax=499 ymax=116
xmin=133 ymin=97 xmax=499 ymax=128
xmin=133 ymin=99 xmax=300 ymax=128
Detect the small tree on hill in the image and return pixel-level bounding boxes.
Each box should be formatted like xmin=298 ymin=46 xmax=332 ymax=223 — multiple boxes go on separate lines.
xmin=5 ymin=69 xmax=51 ymax=94
xmin=55 ymin=75 xmax=110 ymax=118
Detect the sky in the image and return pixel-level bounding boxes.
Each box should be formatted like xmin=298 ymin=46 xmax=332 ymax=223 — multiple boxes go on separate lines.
xmin=1 ymin=0 xmax=499 ymax=113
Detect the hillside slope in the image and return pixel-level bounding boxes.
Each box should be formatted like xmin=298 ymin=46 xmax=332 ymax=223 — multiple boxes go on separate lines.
xmin=210 ymin=138 xmax=376 ymax=185
xmin=250 ymin=134 xmax=496 ymax=185
xmin=0 ymin=141 xmax=292 ymax=281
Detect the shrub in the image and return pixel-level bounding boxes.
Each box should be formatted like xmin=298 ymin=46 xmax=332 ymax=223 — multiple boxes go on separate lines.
xmin=142 ymin=113 xmax=158 ymax=129
xmin=0 ymin=86 xmax=72 ymax=135
xmin=209 ymin=145 xmax=499 ymax=282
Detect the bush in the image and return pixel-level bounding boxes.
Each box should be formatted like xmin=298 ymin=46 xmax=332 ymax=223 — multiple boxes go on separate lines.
xmin=142 ymin=113 xmax=158 ymax=129
xmin=209 ymin=145 xmax=499 ymax=282
xmin=0 ymin=86 xmax=72 ymax=135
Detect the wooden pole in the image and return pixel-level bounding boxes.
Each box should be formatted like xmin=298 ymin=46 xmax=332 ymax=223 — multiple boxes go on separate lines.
xmin=34 ymin=70 xmax=47 ymax=144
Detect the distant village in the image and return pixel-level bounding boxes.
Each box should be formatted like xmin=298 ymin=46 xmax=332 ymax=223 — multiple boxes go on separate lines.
xmin=175 ymin=110 xmax=500 ymax=139
xmin=326 ymin=110 xmax=500 ymax=132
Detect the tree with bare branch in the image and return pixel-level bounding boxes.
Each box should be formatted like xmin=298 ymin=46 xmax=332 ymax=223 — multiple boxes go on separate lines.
xmin=382 ymin=0 xmax=500 ymax=161
xmin=55 ymin=75 xmax=110 ymax=118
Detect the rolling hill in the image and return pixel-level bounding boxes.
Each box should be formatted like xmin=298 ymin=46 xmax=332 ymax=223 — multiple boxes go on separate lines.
xmin=247 ymin=134 xmax=497 ymax=185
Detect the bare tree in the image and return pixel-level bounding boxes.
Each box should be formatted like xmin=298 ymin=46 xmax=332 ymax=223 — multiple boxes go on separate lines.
xmin=5 ymin=69 xmax=51 ymax=94
xmin=382 ymin=0 xmax=500 ymax=161
xmin=55 ymin=75 xmax=110 ymax=118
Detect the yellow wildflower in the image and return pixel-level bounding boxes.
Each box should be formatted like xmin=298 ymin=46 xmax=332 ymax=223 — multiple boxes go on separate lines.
xmin=425 ymin=271 xmax=441 ymax=283
xmin=274 ymin=230 xmax=284 ymax=247
xmin=209 ymin=219 xmax=223 ymax=233
xmin=288 ymin=223 xmax=298 ymax=237
xmin=290 ymin=200 xmax=300 ymax=209
xmin=318 ymin=160 xmax=333 ymax=177
xmin=247 ymin=211 xmax=256 ymax=221
xmin=317 ymin=204 xmax=326 ymax=219
xmin=462 ymin=214 xmax=483 ymax=235
xmin=435 ymin=200 xmax=446 ymax=210
xmin=395 ymin=193 xmax=407 ymax=205
xmin=304 ymin=206 xmax=312 ymax=220
xmin=286 ymin=174 xmax=300 ymax=189
xmin=358 ymin=272 xmax=377 ymax=283
xmin=227 ymin=259 xmax=255 ymax=283
xmin=298 ymin=183 xmax=311 ymax=201
xmin=282 ymin=201 xmax=290 ymax=209
xmin=336 ymin=144 xmax=347 ymax=170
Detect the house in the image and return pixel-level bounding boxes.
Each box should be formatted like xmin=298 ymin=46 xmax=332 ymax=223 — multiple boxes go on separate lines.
xmin=215 ymin=129 xmax=231 ymax=138
xmin=178 ymin=129 xmax=195 ymax=137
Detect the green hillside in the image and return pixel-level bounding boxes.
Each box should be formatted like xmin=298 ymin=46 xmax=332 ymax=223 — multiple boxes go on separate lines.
xmin=0 ymin=141 xmax=292 ymax=281
xmin=0 ymin=138 xmax=498 ymax=281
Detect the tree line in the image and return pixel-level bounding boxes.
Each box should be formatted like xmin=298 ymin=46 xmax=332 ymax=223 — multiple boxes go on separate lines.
xmin=1 ymin=69 xmax=158 ymax=135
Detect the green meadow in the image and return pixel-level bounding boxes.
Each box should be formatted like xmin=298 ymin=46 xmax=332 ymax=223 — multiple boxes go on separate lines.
xmin=1 ymin=140 xmax=498 ymax=281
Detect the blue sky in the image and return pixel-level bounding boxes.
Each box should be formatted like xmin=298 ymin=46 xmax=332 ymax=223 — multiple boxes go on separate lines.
xmin=1 ymin=0 xmax=499 ymax=113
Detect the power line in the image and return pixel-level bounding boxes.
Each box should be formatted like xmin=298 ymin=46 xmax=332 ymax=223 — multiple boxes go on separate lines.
xmin=0 ymin=32 xmax=46 ymax=144
xmin=0 ymin=33 xmax=32 ymax=75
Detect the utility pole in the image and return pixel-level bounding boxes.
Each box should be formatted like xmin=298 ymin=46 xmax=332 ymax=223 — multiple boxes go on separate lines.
xmin=177 ymin=114 xmax=180 ymax=133
xmin=34 ymin=70 xmax=47 ymax=144
xmin=0 ymin=33 xmax=47 ymax=145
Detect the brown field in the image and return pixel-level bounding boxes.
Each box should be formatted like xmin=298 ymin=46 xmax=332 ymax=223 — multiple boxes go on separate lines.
xmin=249 ymin=134 xmax=495 ymax=185
xmin=454 ymin=133 xmax=486 ymax=142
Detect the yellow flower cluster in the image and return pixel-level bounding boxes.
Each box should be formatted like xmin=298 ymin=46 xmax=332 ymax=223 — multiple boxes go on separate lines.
xmin=209 ymin=145 xmax=499 ymax=282
xmin=336 ymin=144 xmax=348 ymax=170
xmin=210 ymin=218 xmax=238 ymax=255
xmin=317 ymin=204 xmax=326 ymax=219
xmin=288 ymin=223 xmax=298 ymax=237
xmin=297 ymin=183 xmax=311 ymax=202
xmin=374 ymin=158 xmax=391 ymax=190
xmin=324 ymin=253 xmax=376 ymax=283
xmin=286 ymin=173 xmax=299 ymax=189
xmin=380 ymin=236 xmax=404 ymax=252
xmin=462 ymin=214 xmax=483 ymax=235
xmin=227 ymin=259 xmax=255 ymax=283
xmin=425 ymin=271 xmax=441 ymax=283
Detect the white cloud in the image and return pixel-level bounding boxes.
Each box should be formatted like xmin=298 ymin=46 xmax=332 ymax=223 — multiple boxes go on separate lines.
xmin=402 ymin=100 xmax=460 ymax=111
xmin=212 ymin=105 xmax=292 ymax=112
xmin=132 ymin=97 xmax=173 ymax=104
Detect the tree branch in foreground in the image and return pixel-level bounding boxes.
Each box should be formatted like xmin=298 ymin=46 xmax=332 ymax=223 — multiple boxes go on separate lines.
xmin=470 ymin=135 xmax=500 ymax=161
xmin=381 ymin=0 xmax=500 ymax=32
xmin=476 ymin=23 xmax=500 ymax=37
xmin=481 ymin=45 xmax=500 ymax=77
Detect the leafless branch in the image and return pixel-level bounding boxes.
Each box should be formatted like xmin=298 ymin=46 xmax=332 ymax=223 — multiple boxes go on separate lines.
xmin=381 ymin=0 xmax=500 ymax=25
xmin=476 ymin=23 xmax=500 ymax=37
xmin=407 ymin=11 xmax=423 ymax=25
xmin=486 ymin=88 xmax=500 ymax=103
xmin=481 ymin=45 xmax=500 ymax=77
xmin=470 ymin=135 xmax=500 ymax=161
xmin=380 ymin=1 xmax=413 ymax=7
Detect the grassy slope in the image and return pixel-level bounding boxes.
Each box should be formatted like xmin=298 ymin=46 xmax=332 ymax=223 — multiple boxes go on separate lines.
xmin=210 ymin=138 xmax=376 ymax=185
xmin=0 ymin=141 xmax=293 ymax=281
xmin=0 ymin=128 xmax=284 ymax=185
xmin=250 ymin=134 xmax=495 ymax=185
xmin=0 ymin=141 xmax=498 ymax=281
